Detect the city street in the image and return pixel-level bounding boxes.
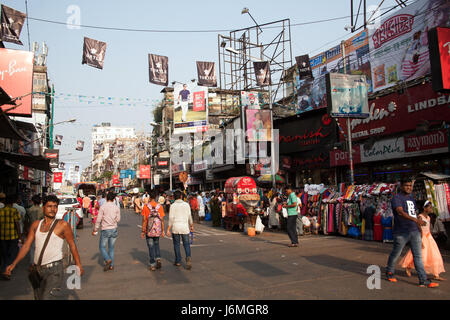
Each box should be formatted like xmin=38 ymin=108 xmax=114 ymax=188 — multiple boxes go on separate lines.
xmin=1 ymin=208 xmax=450 ymax=300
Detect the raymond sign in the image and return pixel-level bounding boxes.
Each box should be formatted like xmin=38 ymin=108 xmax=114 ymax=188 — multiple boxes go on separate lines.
xmin=139 ymin=165 xmax=151 ymax=179
xmin=0 ymin=48 xmax=34 ymax=116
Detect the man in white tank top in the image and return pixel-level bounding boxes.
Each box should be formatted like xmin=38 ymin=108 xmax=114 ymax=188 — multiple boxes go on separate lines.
xmin=5 ymin=195 xmax=84 ymax=300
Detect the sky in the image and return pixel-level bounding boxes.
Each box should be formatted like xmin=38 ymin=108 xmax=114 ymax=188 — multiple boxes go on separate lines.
xmin=1 ymin=0 xmax=404 ymax=170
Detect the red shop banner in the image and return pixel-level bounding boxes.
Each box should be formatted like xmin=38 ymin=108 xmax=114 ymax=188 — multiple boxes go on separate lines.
xmin=53 ymin=172 xmax=63 ymax=183
xmin=404 ymin=130 xmax=449 ymax=156
xmin=0 ymin=48 xmax=34 ymax=117
xmin=139 ymin=165 xmax=151 ymax=179
xmin=112 ymin=175 xmax=120 ymax=185
xmin=338 ymin=82 xmax=450 ymax=141
xmin=330 ymin=146 xmax=362 ymax=167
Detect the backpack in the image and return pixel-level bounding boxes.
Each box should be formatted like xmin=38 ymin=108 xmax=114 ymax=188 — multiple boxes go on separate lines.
xmin=146 ymin=204 xmax=162 ymax=237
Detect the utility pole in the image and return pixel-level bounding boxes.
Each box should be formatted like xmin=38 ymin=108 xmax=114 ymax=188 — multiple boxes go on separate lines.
xmin=49 ymin=84 xmax=55 ymax=149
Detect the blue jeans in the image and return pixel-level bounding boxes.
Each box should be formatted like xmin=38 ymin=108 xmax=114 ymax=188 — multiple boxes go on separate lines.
xmin=386 ymin=231 xmax=427 ymax=283
xmin=146 ymin=237 xmax=161 ymax=267
xmin=99 ymin=229 xmax=118 ymax=266
xmin=172 ymin=234 xmax=191 ymax=264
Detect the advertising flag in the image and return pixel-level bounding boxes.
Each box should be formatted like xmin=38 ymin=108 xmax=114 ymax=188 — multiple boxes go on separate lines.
xmin=54 ymin=135 xmax=63 ymax=146
xmin=75 ymin=165 xmax=79 ymax=172
xmin=139 ymin=165 xmax=151 ymax=179
xmin=148 ymin=54 xmax=169 ymax=86
xmin=295 ymin=55 xmax=313 ymax=79
xmin=59 ymin=162 xmax=65 ymax=170
xmin=0 ymin=49 xmax=33 ymax=116
xmin=0 ymin=5 xmax=26 ymax=45
xmin=253 ymin=61 xmax=271 ymax=87
xmin=428 ymin=27 xmax=450 ymax=91
xmin=76 ymin=140 xmax=84 ymax=151
xmin=196 ymin=61 xmax=217 ymax=87
xmin=82 ymin=37 xmax=107 ymax=69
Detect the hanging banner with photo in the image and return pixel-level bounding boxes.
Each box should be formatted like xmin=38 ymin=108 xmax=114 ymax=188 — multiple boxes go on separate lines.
xmin=54 ymin=135 xmax=63 ymax=146
xmin=253 ymin=61 xmax=271 ymax=87
xmin=93 ymin=143 xmax=102 ymax=154
xmin=44 ymin=149 xmax=59 ymax=169
xmin=148 ymin=53 xmax=169 ymax=86
xmin=53 ymin=172 xmax=63 ymax=183
xmin=137 ymin=142 xmax=145 ymax=151
xmin=173 ymin=82 xmax=208 ymax=134
xmin=59 ymin=162 xmax=65 ymax=170
xmin=82 ymin=37 xmax=107 ymax=69
xmin=326 ymin=73 xmax=369 ymax=118
xmin=196 ymin=61 xmax=217 ymax=87
xmin=246 ymin=109 xmax=272 ymax=141
xmin=139 ymin=165 xmax=151 ymax=179
xmin=0 ymin=5 xmax=26 ymax=45
xmin=295 ymin=55 xmax=313 ymax=79
xmin=118 ymin=144 xmax=124 ymax=153
xmin=0 ymin=49 xmax=33 ymax=116
xmin=368 ymin=0 xmax=450 ymax=93
xmin=428 ymin=26 xmax=450 ymax=91
xmin=241 ymin=91 xmax=260 ymax=109
xmin=75 ymin=165 xmax=80 ymax=172
xmin=76 ymin=140 xmax=84 ymax=151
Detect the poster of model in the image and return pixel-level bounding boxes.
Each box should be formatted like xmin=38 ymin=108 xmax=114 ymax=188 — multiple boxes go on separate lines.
xmin=245 ymin=109 xmax=272 ymax=142
xmin=173 ymin=82 xmax=208 ymax=134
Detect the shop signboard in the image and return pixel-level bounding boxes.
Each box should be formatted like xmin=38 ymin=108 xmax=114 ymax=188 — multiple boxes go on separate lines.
xmin=368 ymin=0 xmax=449 ymax=93
xmin=44 ymin=149 xmax=59 ymax=169
xmin=428 ymin=27 xmax=450 ymax=91
xmin=404 ymin=129 xmax=449 ymax=157
xmin=0 ymin=48 xmax=34 ymax=117
xmin=154 ymin=174 xmax=160 ymax=186
xmin=156 ymin=158 xmax=169 ymax=169
xmin=173 ymin=82 xmax=208 ymax=134
xmin=360 ymin=137 xmax=405 ymax=163
xmin=338 ymin=82 xmax=450 ymax=141
xmin=277 ymin=112 xmax=336 ymax=154
xmin=53 ymin=172 xmax=63 ymax=183
xmin=326 ymin=73 xmax=369 ymax=118
xmin=139 ymin=165 xmax=151 ymax=179
xmin=329 ymin=146 xmax=362 ymax=167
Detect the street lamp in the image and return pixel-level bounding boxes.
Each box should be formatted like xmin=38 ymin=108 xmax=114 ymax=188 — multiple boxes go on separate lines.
xmin=150 ymin=121 xmax=173 ymax=191
xmin=241 ymin=7 xmax=263 ymax=33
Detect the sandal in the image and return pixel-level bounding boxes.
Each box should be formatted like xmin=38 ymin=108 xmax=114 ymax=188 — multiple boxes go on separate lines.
xmin=433 ymin=276 xmax=446 ymax=281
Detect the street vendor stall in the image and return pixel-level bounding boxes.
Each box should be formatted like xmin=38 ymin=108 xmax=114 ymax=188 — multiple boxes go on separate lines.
xmin=224 ymin=177 xmax=261 ymax=234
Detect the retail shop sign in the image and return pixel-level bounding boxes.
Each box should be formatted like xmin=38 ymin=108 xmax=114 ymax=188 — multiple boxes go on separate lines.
xmin=329 ymin=146 xmax=362 ymax=167
xmin=360 ymin=137 xmax=405 ymax=163
xmin=404 ymin=130 xmax=448 ymax=156
xmin=339 ymin=82 xmax=450 ymax=140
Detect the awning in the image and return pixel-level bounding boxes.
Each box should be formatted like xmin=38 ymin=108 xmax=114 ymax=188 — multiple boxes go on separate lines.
xmin=0 ymin=151 xmax=51 ymax=172
xmin=0 ymin=109 xmax=28 ymax=141
xmin=420 ymin=172 xmax=450 ymax=180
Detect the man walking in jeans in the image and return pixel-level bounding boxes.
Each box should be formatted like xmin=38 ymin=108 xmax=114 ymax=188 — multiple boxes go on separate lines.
xmin=167 ymin=190 xmax=193 ymax=270
xmin=93 ymin=192 xmax=120 ymax=271
xmin=386 ymin=179 xmax=439 ymax=288
xmin=284 ymin=187 xmax=299 ymax=247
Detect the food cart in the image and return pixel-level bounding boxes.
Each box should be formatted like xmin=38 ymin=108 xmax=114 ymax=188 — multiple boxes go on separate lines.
xmin=224 ymin=177 xmax=261 ymax=232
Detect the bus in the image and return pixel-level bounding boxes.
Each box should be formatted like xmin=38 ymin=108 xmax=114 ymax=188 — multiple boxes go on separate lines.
xmin=75 ymin=181 xmax=99 ymax=197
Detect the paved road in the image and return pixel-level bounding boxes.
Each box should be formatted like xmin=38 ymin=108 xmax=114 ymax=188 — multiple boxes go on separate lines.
xmin=1 ymin=208 xmax=450 ymax=300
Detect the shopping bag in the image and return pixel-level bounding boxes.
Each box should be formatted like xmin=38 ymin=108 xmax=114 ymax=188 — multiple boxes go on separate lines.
xmin=204 ymin=212 xmax=211 ymax=221
xmin=282 ymin=208 xmax=288 ymax=218
xmin=255 ymin=215 xmax=265 ymax=234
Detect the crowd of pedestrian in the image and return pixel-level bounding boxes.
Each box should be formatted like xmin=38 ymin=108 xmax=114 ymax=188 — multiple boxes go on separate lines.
xmin=0 ymin=177 xmax=447 ymax=300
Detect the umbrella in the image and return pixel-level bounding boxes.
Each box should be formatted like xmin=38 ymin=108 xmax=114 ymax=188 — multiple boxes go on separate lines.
xmin=257 ymin=174 xmax=286 ymax=184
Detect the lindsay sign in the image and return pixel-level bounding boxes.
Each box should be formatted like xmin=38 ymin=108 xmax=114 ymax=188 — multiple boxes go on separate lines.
xmin=339 ymin=82 xmax=450 ymax=141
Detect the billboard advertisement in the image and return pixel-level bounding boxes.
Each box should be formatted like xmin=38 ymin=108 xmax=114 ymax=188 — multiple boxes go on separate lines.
xmin=139 ymin=165 xmax=151 ymax=179
xmin=428 ymin=26 xmax=450 ymax=91
xmin=53 ymin=172 xmax=63 ymax=183
xmin=326 ymin=73 xmax=369 ymax=118
xmin=0 ymin=48 xmax=34 ymax=117
xmin=173 ymin=82 xmax=208 ymax=134
xmin=368 ymin=0 xmax=450 ymax=92
xmin=241 ymin=91 xmax=260 ymax=109
xmin=245 ymin=109 xmax=272 ymax=142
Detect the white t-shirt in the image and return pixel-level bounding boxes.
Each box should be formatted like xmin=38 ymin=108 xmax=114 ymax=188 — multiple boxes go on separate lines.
xmin=169 ymin=200 xmax=193 ymax=235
